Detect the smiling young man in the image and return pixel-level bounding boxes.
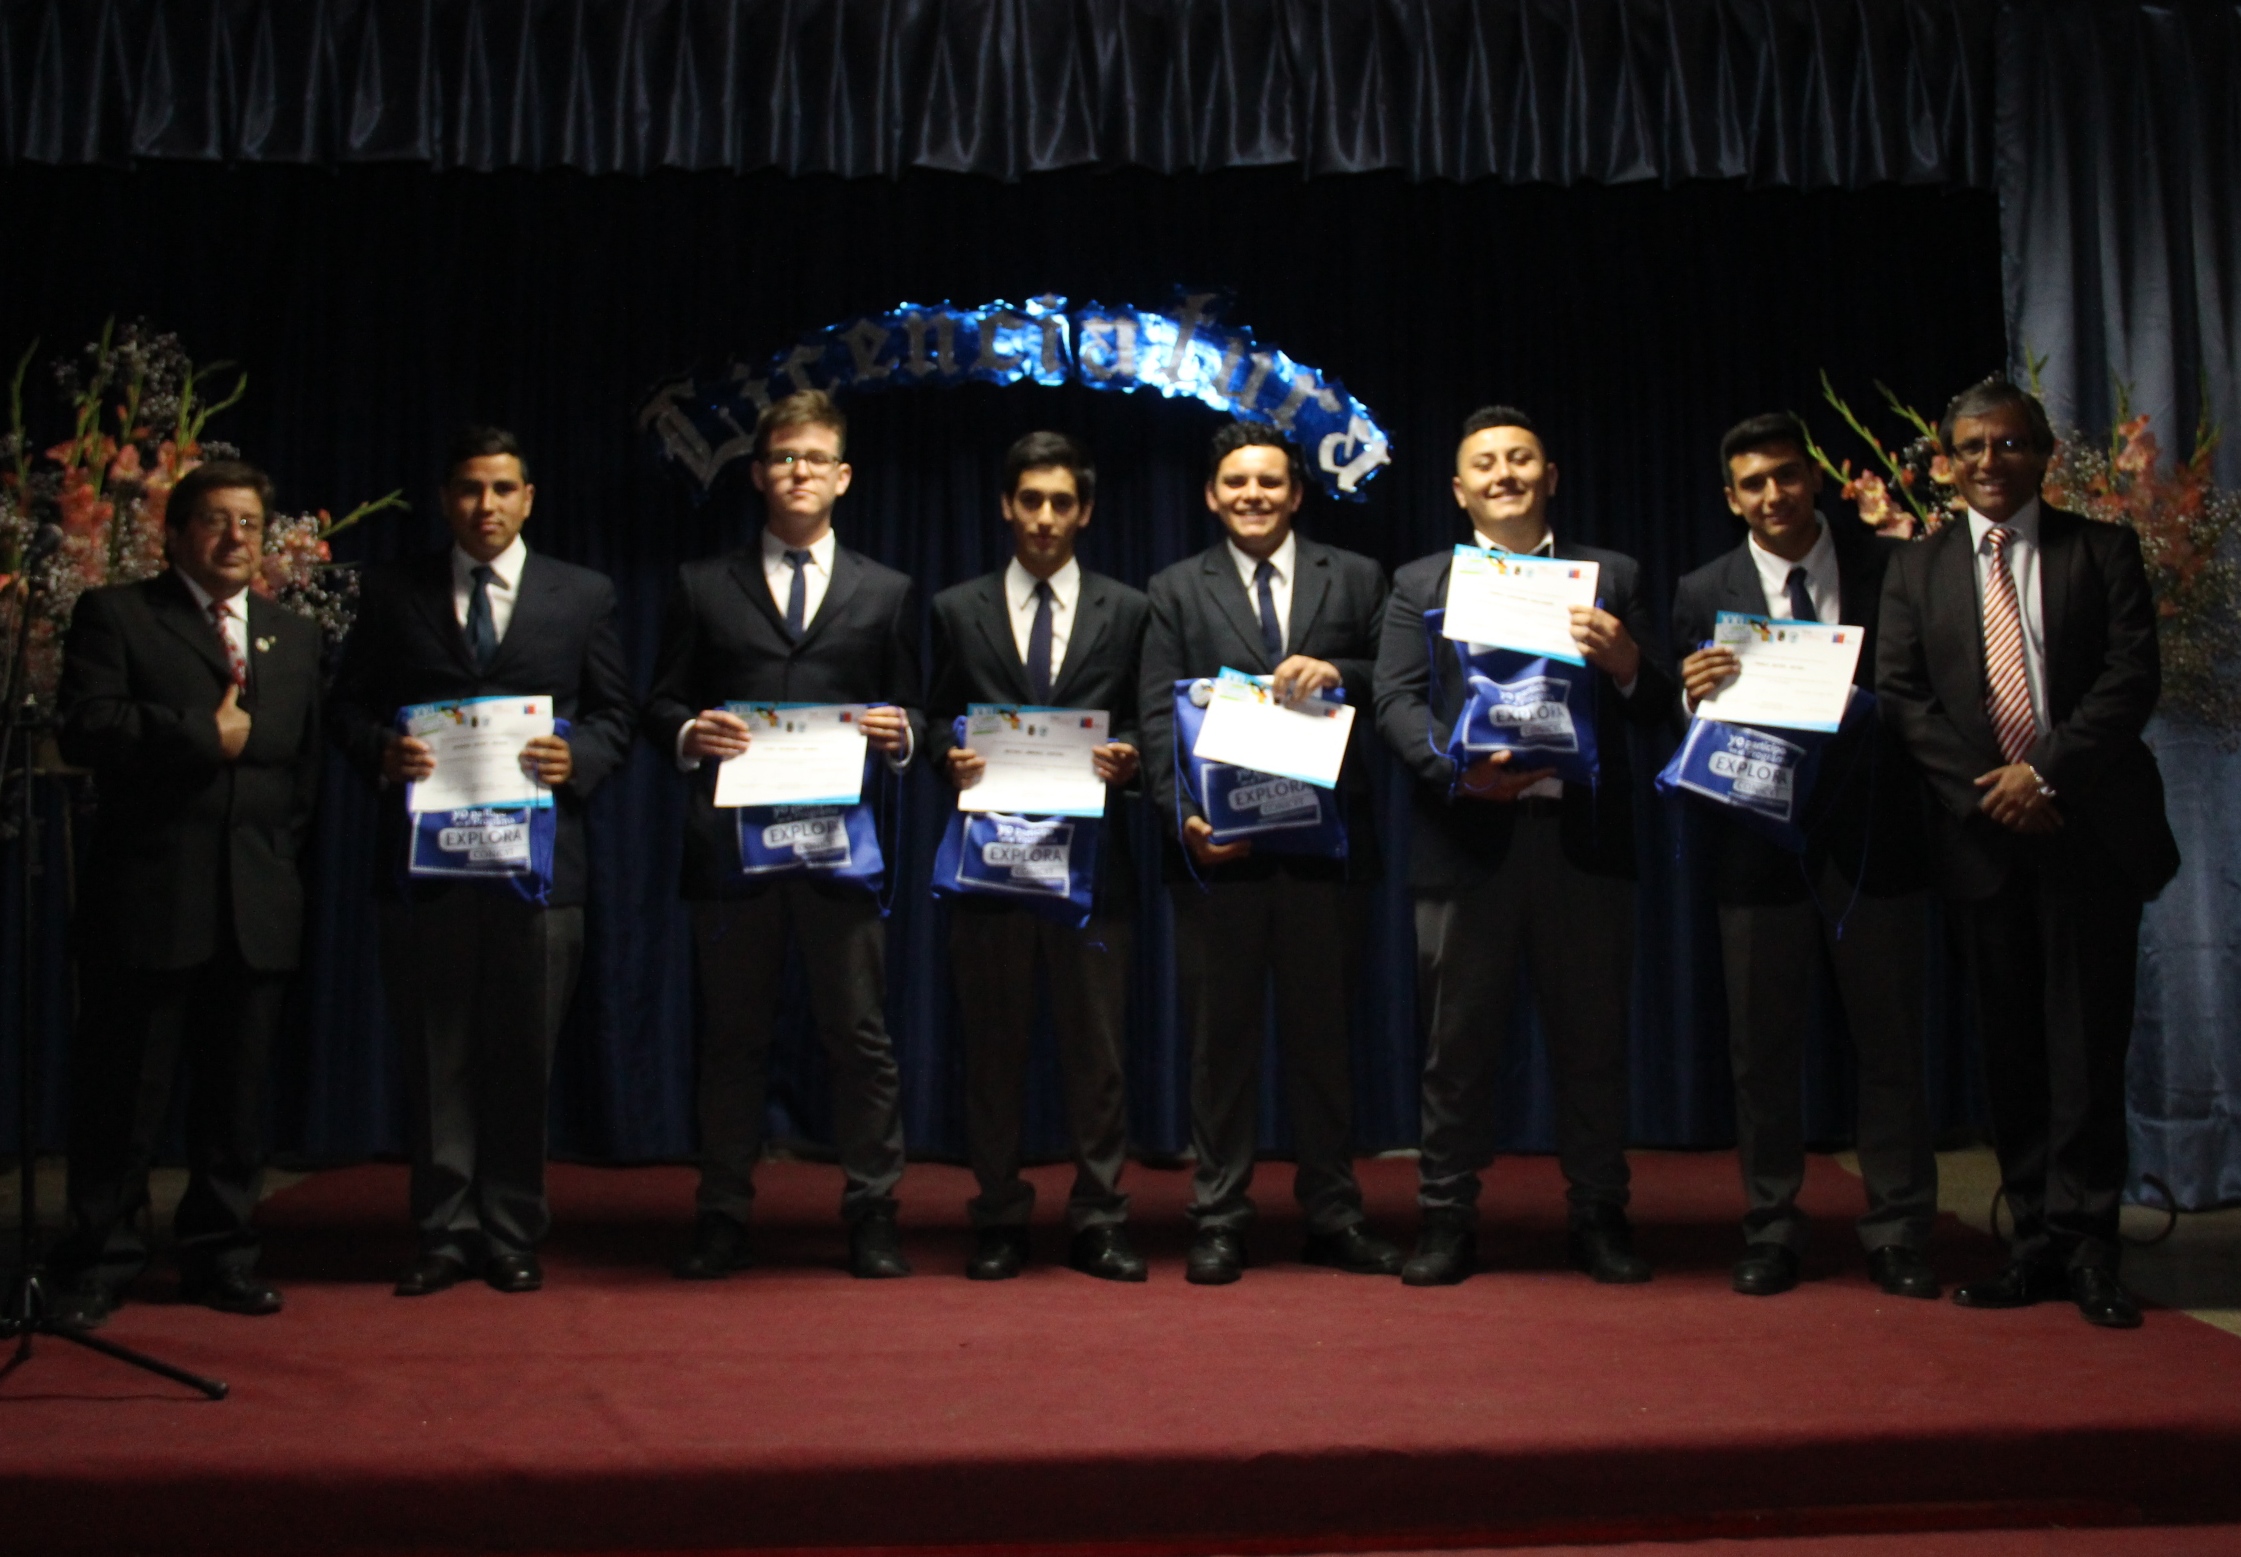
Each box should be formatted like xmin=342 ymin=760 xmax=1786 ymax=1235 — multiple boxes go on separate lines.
xmin=927 ymin=430 xmax=1151 ymax=1282
xmin=644 ymin=389 xmax=924 ymax=1280
xmin=50 ymin=461 xmax=325 ymax=1329
xmin=329 ymin=426 xmax=636 ymax=1298
xmin=1671 ymin=413 xmax=1937 ymax=1301
xmin=1878 ymin=380 xmax=2177 ymax=1329
xmin=1373 ymin=406 xmax=1675 ymax=1286
xmin=1138 ymin=421 xmax=1402 ymax=1285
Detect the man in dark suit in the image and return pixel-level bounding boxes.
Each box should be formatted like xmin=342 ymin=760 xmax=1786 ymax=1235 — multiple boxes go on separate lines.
xmin=1878 ymin=380 xmax=2177 ymax=1329
xmin=329 ymin=427 xmax=636 ymax=1297
xmin=644 ymin=389 xmax=923 ymax=1280
xmin=49 ymin=461 xmax=324 ymax=1328
xmin=929 ymin=430 xmax=1150 ymax=1283
xmin=1139 ymin=421 xmax=1402 ymax=1285
xmin=1374 ymin=406 xmax=1675 ymax=1287
xmin=1672 ymin=413 xmax=1939 ymax=1301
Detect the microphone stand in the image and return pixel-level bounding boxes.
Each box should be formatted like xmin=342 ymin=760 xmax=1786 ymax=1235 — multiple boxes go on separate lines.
xmin=0 ymin=563 xmax=227 ymax=1400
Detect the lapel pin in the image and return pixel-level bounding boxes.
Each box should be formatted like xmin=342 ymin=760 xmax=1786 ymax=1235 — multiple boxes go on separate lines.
xmin=256 ymin=636 xmax=275 ymax=652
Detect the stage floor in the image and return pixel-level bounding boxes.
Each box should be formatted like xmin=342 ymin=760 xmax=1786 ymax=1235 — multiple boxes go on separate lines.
xmin=4 ymin=1152 xmax=2238 ymax=1557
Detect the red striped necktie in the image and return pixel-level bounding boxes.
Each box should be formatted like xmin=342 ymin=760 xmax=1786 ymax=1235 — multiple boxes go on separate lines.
xmin=208 ymin=597 xmax=249 ymax=688
xmin=1980 ymin=526 xmax=2036 ymax=764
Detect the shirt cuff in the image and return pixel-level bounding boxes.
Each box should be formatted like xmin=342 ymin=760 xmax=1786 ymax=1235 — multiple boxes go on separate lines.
xmin=1616 ymin=673 xmax=1639 ymax=699
xmin=884 ymin=717 xmax=915 ymax=773
xmin=675 ymin=720 xmax=702 ymax=773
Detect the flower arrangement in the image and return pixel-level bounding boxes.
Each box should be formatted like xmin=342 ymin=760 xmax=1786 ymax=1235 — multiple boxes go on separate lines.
xmin=1805 ymin=371 xmax=2241 ymax=737
xmin=0 ymin=320 xmax=401 ymax=712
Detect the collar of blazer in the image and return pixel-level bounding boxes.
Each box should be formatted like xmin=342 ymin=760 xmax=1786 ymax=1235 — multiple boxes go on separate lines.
xmin=1196 ymin=534 xmax=1332 ymax=672
xmin=149 ymin=567 xmax=245 ymax=685
xmin=962 ymin=564 xmax=1116 ymax=705
xmin=724 ymin=539 xmax=864 ymax=655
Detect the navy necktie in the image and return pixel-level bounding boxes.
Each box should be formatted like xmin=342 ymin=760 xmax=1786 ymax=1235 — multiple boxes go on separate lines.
xmin=1026 ymin=579 xmax=1055 ymax=703
xmin=1254 ymin=558 xmax=1282 ymax=660
xmin=783 ymin=548 xmax=812 ymax=641
xmin=466 ymin=564 xmax=498 ymax=671
xmin=1784 ymin=565 xmax=1818 ymax=624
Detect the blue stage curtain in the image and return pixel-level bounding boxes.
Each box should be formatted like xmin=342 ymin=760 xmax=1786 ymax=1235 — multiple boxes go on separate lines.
xmin=0 ymin=0 xmax=1991 ymax=186
xmin=0 ymin=164 xmax=2006 ymax=1169
xmin=1998 ymin=0 xmax=2241 ymax=1211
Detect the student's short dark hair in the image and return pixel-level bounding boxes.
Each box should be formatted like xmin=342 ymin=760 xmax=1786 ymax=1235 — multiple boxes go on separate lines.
xmin=1718 ymin=413 xmax=1813 ymax=487
xmin=164 ymin=459 xmax=275 ymax=533
xmin=755 ymin=389 xmax=848 ymax=460
xmin=1938 ymin=379 xmax=2056 ymax=455
xmin=444 ymin=425 xmax=531 ymax=484
xmin=1460 ymin=405 xmax=1542 ymax=445
xmin=1205 ymin=421 xmax=1307 ymax=489
xmin=1003 ymin=430 xmax=1096 ymax=508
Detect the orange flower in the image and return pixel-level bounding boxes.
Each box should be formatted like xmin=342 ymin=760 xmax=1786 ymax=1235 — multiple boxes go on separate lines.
xmin=1929 ymin=453 xmax=1955 ymax=486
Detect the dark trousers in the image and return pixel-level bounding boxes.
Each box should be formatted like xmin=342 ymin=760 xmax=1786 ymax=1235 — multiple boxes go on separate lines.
xmin=1416 ymin=809 xmax=1634 ymax=1224
xmin=690 ymin=884 xmax=906 ymax=1224
xmin=1954 ymin=858 xmax=2142 ymax=1273
xmin=1717 ymin=864 xmax=1936 ymax=1254
xmin=59 ymin=943 xmax=286 ymax=1286
xmin=1170 ymin=876 xmax=1365 ymax=1235
xmin=379 ymin=892 xmax=584 ymax=1262
xmin=952 ymin=905 xmax=1131 ymax=1231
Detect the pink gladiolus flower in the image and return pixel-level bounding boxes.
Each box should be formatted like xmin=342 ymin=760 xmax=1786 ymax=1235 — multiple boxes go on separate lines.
xmin=1929 ymin=454 xmax=1955 ymax=486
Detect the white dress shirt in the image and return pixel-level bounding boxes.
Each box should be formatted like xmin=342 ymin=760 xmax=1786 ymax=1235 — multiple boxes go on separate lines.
xmin=763 ymin=526 xmax=836 ymax=628
xmin=176 ymin=571 xmax=251 ymax=674
xmin=1006 ymin=555 xmax=1081 ymax=683
xmin=451 ymin=534 xmax=528 ymax=643
xmin=1226 ymin=529 xmax=1299 ymax=655
xmin=1746 ymin=517 xmax=1839 ymax=624
xmin=1966 ymin=497 xmax=2051 ymax=737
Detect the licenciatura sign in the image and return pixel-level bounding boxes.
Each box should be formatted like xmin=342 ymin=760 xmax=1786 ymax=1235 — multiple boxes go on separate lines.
xmin=638 ymin=291 xmax=1392 ymax=501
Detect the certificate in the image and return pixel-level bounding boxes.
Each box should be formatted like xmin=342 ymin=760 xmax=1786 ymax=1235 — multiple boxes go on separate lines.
xmin=1188 ymin=669 xmax=1356 ymax=790
xmin=1439 ymin=546 xmax=1600 ymax=665
xmin=403 ymin=695 xmax=554 ymax=814
xmin=1695 ymin=612 xmax=1864 ymax=733
xmin=957 ymin=705 xmax=1110 ymax=818
xmin=712 ymin=702 xmax=871 ymax=808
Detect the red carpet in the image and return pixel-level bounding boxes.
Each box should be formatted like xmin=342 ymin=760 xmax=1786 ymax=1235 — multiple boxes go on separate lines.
xmin=3 ymin=1151 xmax=2238 ymax=1556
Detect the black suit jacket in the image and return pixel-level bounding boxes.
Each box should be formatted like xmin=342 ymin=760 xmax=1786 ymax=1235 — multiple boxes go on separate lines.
xmin=58 ymin=572 xmax=324 ymax=972
xmin=1671 ymin=522 xmax=1929 ymax=905
xmin=1375 ymin=538 xmax=1675 ymax=892
xmin=327 ymin=549 xmax=638 ymax=908
xmin=644 ymin=540 xmax=924 ymax=900
xmin=1139 ymin=535 xmax=1388 ymax=884
xmin=927 ymin=566 xmax=1150 ymax=913
xmin=1875 ymin=506 xmax=2178 ymax=902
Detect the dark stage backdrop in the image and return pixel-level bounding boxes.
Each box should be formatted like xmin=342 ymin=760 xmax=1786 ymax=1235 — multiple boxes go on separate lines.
xmin=0 ymin=164 xmax=2007 ymax=1169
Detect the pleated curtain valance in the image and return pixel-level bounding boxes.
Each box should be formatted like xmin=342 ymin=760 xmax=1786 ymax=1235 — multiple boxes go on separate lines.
xmin=0 ymin=0 xmax=1992 ymax=186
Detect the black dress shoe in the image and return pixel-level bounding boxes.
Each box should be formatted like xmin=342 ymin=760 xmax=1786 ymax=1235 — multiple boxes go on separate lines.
xmin=49 ymin=1277 xmax=121 ymax=1331
xmin=1569 ymin=1220 xmax=1652 ymax=1284
xmin=1732 ymin=1245 xmax=1800 ymax=1296
xmin=180 ymin=1267 xmax=283 ymax=1316
xmin=674 ymin=1212 xmax=753 ymax=1280
xmin=849 ymin=1212 xmax=912 ymax=1279
xmin=1401 ymin=1210 xmax=1477 ymax=1287
xmin=2070 ymin=1266 xmax=2143 ymax=1329
xmin=484 ymin=1253 xmax=543 ymax=1294
xmin=1952 ymin=1260 xmax=2066 ymax=1310
xmin=1867 ymin=1244 xmax=1941 ymax=1300
xmin=1185 ymin=1228 xmax=1245 ymax=1285
xmin=1067 ymin=1224 xmax=1148 ymax=1283
xmin=394 ymin=1252 xmax=472 ymax=1297
xmin=967 ymin=1227 xmax=1029 ymax=1281
xmin=1303 ymin=1223 xmax=1404 ymax=1276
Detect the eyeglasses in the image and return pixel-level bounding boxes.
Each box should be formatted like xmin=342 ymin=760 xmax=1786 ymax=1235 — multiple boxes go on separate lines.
xmin=763 ymin=450 xmax=841 ymax=471
xmin=1950 ymin=436 xmax=2038 ymax=464
xmin=1010 ymin=490 xmax=1080 ymax=516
